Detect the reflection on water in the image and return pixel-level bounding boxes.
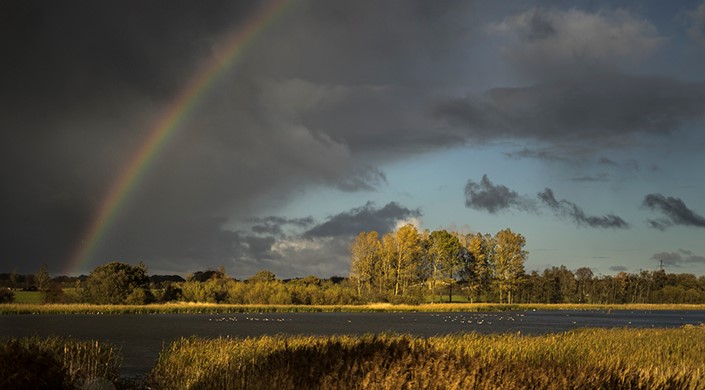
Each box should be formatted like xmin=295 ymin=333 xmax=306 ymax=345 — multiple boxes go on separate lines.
xmin=2 ymin=310 xmax=704 ymax=377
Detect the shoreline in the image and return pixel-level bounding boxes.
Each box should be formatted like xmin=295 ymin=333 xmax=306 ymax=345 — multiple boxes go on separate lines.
xmin=2 ymin=302 xmax=705 ymax=315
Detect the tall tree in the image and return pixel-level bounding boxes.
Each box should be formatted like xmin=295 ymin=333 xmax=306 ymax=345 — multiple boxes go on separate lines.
xmin=427 ymin=230 xmax=462 ymax=303
xmin=493 ymin=229 xmax=527 ymax=304
xmin=35 ymin=264 xmax=50 ymax=292
xmin=391 ymin=224 xmax=422 ymax=298
xmin=575 ymin=267 xmax=594 ymax=303
xmin=462 ymin=233 xmax=494 ymax=303
xmin=9 ymin=268 xmax=18 ymax=290
xmin=349 ymin=231 xmax=381 ymax=298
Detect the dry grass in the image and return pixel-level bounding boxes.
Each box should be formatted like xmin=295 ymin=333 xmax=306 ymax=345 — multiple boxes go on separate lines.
xmin=0 ymin=337 xmax=120 ymax=389
xmin=2 ymin=302 xmax=705 ymax=315
xmin=149 ymin=325 xmax=705 ymax=389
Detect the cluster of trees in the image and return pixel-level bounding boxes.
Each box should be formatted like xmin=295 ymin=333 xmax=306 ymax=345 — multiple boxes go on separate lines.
xmin=517 ymin=267 xmax=705 ymax=304
xmin=177 ymin=269 xmax=357 ymax=305
xmin=0 ymin=263 xmax=358 ymax=305
xmin=350 ymin=225 xmax=527 ymax=304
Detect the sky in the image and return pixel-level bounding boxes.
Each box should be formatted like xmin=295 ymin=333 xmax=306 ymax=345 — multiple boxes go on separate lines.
xmin=2 ymin=0 xmax=705 ymax=279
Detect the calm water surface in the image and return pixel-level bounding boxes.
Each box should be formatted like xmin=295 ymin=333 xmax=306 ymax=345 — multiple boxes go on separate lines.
xmin=2 ymin=310 xmax=704 ymax=377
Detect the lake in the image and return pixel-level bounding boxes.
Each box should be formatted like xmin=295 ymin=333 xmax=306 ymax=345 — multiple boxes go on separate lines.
xmin=2 ymin=310 xmax=704 ymax=377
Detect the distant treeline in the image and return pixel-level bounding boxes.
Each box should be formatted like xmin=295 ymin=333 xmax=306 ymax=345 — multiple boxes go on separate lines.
xmin=3 ymin=267 xmax=703 ymax=306
xmin=1 ymin=224 xmax=705 ymax=305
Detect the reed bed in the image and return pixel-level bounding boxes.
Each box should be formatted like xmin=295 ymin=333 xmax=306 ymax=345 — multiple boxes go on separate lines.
xmin=0 ymin=337 xmax=120 ymax=389
xmin=149 ymin=326 xmax=705 ymax=390
xmin=2 ymin=302 xmax=704 ymax=315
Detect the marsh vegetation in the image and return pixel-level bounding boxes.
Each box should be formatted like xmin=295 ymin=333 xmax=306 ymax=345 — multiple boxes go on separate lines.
xmin=0 ymin=337 xmax=120 ymax=389
xmin=3 ymin=323 xmax=704 ymax=388
xmin=149 ymin=326 xmax=705 ymax=389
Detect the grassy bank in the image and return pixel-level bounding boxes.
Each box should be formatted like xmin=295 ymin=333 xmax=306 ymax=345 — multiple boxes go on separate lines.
xmin=2 ymin=302 xmax=705 ymax=315
xmin=0 ymin=337 xmax=120 ymax=389
xmin=149 ymin=326 xmax=705 ymax=389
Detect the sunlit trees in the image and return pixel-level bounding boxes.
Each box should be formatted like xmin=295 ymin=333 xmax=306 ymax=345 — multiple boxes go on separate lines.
xmin=349 ymin=231 xmax=381 ymax=299
xmin=492 ymin=228 xmax=527 ymax=304
xmin=349 ymin=225 xmax=425 ymax=302
xmin=426 ymin=230 xmax=462 ymax=303
xmin=181 ymin=267 xmax=230 ymax=303
xmin=390 ymin=224 xmax=422 ymax=298
xmin=461 ymin=233 xmax=494 ymax=303
xmin=83 ymin=262 xmax=153 ymax=304
xmin=346 ymin=225 xmax=533 ymax=303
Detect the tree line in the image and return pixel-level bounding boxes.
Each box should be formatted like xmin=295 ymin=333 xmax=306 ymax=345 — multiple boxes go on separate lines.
xmin=2 ymin=224 xmax=705 ymax=305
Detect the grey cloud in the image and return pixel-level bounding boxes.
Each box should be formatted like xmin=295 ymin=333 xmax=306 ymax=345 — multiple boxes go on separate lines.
xmin=464 ymin=175 xmax=536 ymax=214
xmin=248 ymin=216 xmax=316 ymax=237
xmin=488 ymin=8 xmax=665 ymax=78
xmin=335 ymin=167 xmax=388 ymax=192
xmin=570 ymin=173 xmax=609 ymax=183
xmin=598 ymin=158 xmax=619 ymax=167
xmin=304 ymin=202 xmax=421 ymax=238
xmin=650 ymin=249 xmax=705 ymax=268
xmin=538 ymin=188 xmax=629 ymax=229
xmin=609 ymin=265 xmax=628 ymax=272
xmin=504 ymin=146 xmax=591 ymax=164
xmin=687 ymin=1 xmax=705 ymax=45
xmin=435 ymin=73 xmax=705 ymax=145
xmin=643 ymin=194 xmax=705 ymax=229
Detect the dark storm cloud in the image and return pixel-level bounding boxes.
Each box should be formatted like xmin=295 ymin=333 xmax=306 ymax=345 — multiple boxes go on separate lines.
xmin=0 ymin=0 xmax=474 ymax=273
xmin=2 ymin=1 xmax=702 ymax=277
xmin=464 ymin=175 xmax=535 ymax=214
xmin=643 ymin=194 xmax=705 ymax=229
xmin=437 ymin=7 xmax=704 ymax=150
xmin=304 ymin=202 xmax=422 ymax=238
xmin=488 ymin=7 xmax=665 ymax=78
xmin=538 ymin=188 xmax=629 ymax=229
xmin=435 ymin=73 xmax=705 ymax=144
xmin=650 ymin=249 xmax=705 ymax=268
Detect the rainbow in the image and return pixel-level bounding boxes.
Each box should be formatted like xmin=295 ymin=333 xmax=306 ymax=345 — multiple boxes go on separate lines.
xmin=65 ymin=0 xmax=291 ymax=275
